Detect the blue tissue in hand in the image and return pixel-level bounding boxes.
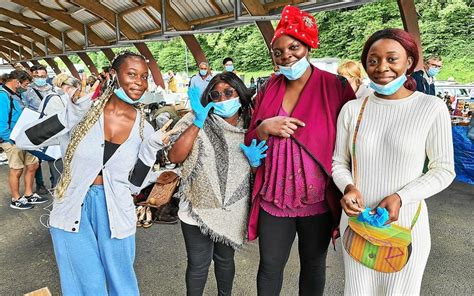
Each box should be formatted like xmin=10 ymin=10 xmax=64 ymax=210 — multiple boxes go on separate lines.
xmin=357 ymin=207 xmax=390 ymax=228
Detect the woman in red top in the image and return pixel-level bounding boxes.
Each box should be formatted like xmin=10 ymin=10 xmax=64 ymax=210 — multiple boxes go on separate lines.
xmin=245 ymin=6 xmax=355 ymax=295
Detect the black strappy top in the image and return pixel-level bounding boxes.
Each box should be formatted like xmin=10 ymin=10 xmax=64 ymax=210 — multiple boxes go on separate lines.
xmin=98 ymin=140 xmax=120 ymax=175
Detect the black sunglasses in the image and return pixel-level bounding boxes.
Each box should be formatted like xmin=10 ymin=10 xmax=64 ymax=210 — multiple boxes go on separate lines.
xmin=209 ymin=88 xmax=236 ymax=101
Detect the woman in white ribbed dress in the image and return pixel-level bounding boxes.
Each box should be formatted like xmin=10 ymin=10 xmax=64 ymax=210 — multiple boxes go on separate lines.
xmin=332 ymin=29 xmax=455 ymax=295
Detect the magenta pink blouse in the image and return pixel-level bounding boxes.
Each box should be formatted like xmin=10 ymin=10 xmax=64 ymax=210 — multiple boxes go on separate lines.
xmin=259 ymin=107 xmax=328 ymax=217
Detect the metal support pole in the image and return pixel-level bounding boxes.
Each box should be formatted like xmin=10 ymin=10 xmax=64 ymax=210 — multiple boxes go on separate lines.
xmin=44 ymin=37 xmax=49 ymax=56
xmin=84 ymin=24 xmax=89 ymax=49
xmin=30 ymin=42 xmax=35 ymax=58
xmin=161 ymin=0 xmax=167 ymax=33
xmin=8 ymin=49 xmax=12 ymax=61
xmin=115 ymin=13 xmax=121 ymax=43
xmin=18 ymin=46 xmax=22 ymax=60
xmin=184 ymin=46 xmax=188 ymax=75
xmin=234 ymin=0 xmax=242 ymax=21
xmin=61 ymin=32 xmax=66 ymax=53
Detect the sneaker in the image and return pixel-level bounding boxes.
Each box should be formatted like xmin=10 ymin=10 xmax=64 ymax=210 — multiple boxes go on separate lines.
xmin=10 ymin=197 xmax=34 ymax=210
xmin=36 ymin=185 xmax=49 ymax=195
xmin=25 ymin=193 xmax=49 ymax=204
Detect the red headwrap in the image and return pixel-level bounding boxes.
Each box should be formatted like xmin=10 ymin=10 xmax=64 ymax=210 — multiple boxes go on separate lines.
xmin=271 ymin=5 xmax=319 ymax=48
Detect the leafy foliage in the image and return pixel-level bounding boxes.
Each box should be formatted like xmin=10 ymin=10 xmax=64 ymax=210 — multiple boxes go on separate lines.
xmin=53 ymin=0 xmax=472 ymax=82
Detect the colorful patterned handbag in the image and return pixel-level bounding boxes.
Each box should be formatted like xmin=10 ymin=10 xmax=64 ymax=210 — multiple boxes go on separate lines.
xmin=342 ymin=96 xmax=422 ymax=273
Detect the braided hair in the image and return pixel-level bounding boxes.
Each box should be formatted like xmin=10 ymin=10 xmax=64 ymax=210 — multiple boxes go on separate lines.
xmin=55 ymin=50 xmax=148 ymax=199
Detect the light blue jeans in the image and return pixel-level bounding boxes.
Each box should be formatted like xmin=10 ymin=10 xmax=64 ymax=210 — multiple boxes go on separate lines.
xmin=50 ymin=185 xmax=139 ymax=296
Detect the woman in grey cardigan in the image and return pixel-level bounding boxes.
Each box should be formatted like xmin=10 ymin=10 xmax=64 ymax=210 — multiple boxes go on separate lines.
xmin=16 ymin=51 xmax=167 ymax=296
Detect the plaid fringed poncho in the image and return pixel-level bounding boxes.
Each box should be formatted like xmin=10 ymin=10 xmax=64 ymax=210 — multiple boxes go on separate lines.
xmin=172 ymin=112 xmax=251 ymax=249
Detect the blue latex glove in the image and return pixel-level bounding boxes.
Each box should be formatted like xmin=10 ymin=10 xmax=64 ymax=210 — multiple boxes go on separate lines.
xmin=240 ymin=139 xmax=268 ymax=168
xmin=358 ymin=207 xmax=390 ymax=228
xmin=188 ymin=87 xmax=214 ymax=128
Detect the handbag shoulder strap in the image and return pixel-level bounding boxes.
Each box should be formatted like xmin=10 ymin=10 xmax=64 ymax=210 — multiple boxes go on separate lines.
xmin=39 ymin=93 xmax=60 ymax=118
xmin=410 ymin=202 xmax=422 ymax=229
xmin=32 ymin=88 xmax=44 ymax=101
xmin=351 ymin=96 xmax=369 ymax=187
xmin=352 ymin=96 xmax=422 ymax=227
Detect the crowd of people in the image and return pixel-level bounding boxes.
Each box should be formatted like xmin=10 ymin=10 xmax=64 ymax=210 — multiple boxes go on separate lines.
xmin=0 ymin=5 xmax=457 ymax=296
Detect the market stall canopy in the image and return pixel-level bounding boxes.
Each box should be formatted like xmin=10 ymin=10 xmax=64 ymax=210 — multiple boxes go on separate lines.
xmin=0 ymin=0 xmax=373 ymax=64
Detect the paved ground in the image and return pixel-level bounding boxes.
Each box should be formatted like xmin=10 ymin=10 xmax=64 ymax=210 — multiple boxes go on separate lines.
xmin=0 ymin=162 xmax=472 ymax=295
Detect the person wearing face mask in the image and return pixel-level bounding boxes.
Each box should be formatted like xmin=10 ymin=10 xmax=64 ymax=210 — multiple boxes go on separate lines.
xmin=168 ymin=72 xmax=260 ymax=296
xmin=337 ymin=60 xmax=373 ymax=100
xmin=23 ymin=64 xmax=55 ymax=195
xmin=244 ymin=6 xmax=355 ymax=295
xmin=23 ymin=64 xmax=55 ymax=112
xmin=0 ymin=70 xmax=47 ymax=210
xmin=332 ymin=29 xmax=454 ymax=295
xmin=16 ymin=51 xmax=169 ymax=295
xmin=223 ymin=57 xmax=237 ymax=74
xmin=411 ymin=55 xmax=443 ymax=96
xmin=35 ymin=73 xmax=82 ymax=187
xmin=189 ymin=61 xmax=213 ymax=97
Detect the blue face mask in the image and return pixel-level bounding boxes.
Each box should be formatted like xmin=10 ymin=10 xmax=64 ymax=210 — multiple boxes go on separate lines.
xmin=279 ymin=57 xmax=310 ymax=80
xmin=369 ymin=75 xmax=407 ymax=96
xmin=427 ymin=67 xmax=440 ymax=77
xmin=34 ymin=78 xmax=47 ymax=87
xmin=213 ymin=97 xmax=241 ymax=118
xmin=199 ymin=69 xmax=208 ymax=76
xmin=17 ymin=87 xmax=27 ymax=94
xmin=114 ymin=87 xmax=144 ymax=105
xmin=225 ymin=65 xmax=234 ymax=72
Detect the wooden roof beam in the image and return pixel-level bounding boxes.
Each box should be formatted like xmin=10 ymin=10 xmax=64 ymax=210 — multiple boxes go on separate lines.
xmin=0 ymin=33 xmax=46 ymax=56
xmin=71 ymin=0 xmax=164 ymax=87
xmin=242 ymin=0 xmax=275 ymax=53
xmin=12 ymin=0 xmax=108 ymax=46
xmin=71 ymin=0 xmax=142 ymax=39
xmin=119 ymin=4 xmax=150 ymax=17
xmin=0 ymin=8 xmax=81 ymax=51
xmin=0 ymin=21 xmax=61 ymax=53
xmin=208 ymin=0 xmax=224 ymax=15
xmin=0 ymin=44 xmax=23 ymax=60
xmin=147 ymin=0 xmax=207 ymax=65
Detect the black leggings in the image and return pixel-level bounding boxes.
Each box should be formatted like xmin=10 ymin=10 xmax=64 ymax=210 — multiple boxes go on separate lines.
xmin=181 ymin=222 xmax=235 ymax=296
xmin=257 ymin=209 xmax=332 ymax=296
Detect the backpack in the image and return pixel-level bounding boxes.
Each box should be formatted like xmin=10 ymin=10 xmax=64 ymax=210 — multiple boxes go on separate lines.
xmin=39 ymin=93 xmax=62 ymax=118
xmin=0 ymin=89 xmax=18 ymax=130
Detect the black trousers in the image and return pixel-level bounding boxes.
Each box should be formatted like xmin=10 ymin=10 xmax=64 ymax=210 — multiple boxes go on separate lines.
xmin=257 ymin=209 xmax=332 ymax=296
xmin=181 ymin=222 xmax=235 ymax=296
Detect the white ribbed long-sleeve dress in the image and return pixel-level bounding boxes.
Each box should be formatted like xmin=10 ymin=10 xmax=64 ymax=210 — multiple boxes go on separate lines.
xmin=332 ymin=92 xmax=455 ymax=296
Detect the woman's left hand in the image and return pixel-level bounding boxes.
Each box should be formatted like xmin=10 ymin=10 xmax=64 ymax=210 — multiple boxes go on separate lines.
xmin=240 ymin=139 xmax=268 ymax=168
xmin=376 ymin=193 xmax=402 ymax=224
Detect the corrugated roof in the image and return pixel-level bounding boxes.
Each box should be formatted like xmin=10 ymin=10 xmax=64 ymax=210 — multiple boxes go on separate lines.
xmin=0 ymin=28 xmax=13 ymax=33
xmin=2 ymin=1 xmax=23 ymax=13
xmin=67 ymin=30 xmax=85 ymax=46
xmin=7 ymin=19 xmax=26 ymax=27
xmin=71 ymin=9 xmax=100 ymax=24
xmin=101 ymin=0 xmax=137 ymax=13
xmin=124 ymin=10 xmax=159 ymax=33
xmin=48 ymin=19 xmax=73 ymax=32
xmin=90 ymin=22 xmax=117 ymax=42
xmin=47 ymin=37 xmax=63 ymax=50
xmin=145 ymin=7 xmax=163 ymax=26
xmin=0 ymin=0 xmax=375 ymax=63
xmin=22 ymin=9 xmax=44 ymax=20
xmin=37 ymin=0 xmax=64 ymax=10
